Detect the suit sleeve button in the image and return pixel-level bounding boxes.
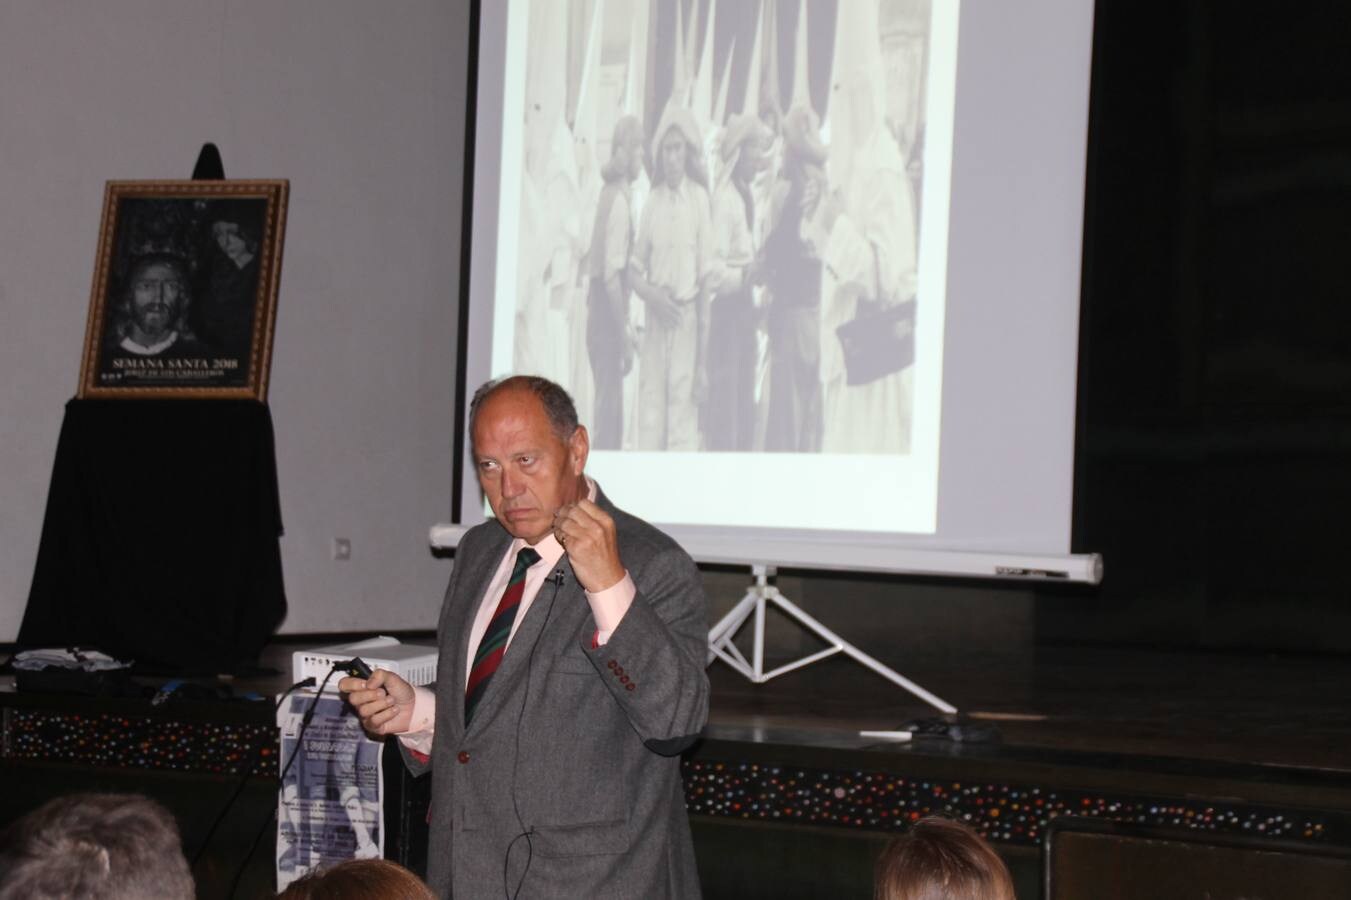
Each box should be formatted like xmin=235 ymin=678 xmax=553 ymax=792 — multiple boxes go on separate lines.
xmin=457 ymin=751 xmax=470 ymax=764
xmin=625 ymin=683 xmax=636 ymax=692
xmin=607 ymin=659 xmax=618 ymax=670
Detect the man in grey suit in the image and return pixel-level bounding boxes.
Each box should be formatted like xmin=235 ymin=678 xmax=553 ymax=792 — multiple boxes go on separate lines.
xmin=341 ymin=375 xmax=709 ymax=899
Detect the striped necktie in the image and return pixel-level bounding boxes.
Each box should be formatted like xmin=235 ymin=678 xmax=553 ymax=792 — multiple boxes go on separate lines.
xmin=465 ymin=546 xmax=540 ymax=725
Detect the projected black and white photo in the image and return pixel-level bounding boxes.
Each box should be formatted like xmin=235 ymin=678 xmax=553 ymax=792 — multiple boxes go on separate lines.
xmin=470 ymin=0 xmax=1093 ymax=546
xmin=507 ymin=0 xmax=934 ymax=455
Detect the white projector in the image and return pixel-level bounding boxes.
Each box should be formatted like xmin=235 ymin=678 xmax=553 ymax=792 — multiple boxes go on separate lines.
xmin=292 ymin=635 xmax=438 ymax=691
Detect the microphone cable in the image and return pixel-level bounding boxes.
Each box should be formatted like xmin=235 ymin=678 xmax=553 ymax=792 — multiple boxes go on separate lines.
xmin=502 ymin=567 xmax=567 ymax=900
xmin=191 ymin=675 xmax=315 ymax=870
xmin=226 ymin=664 xmax=341 ymax=898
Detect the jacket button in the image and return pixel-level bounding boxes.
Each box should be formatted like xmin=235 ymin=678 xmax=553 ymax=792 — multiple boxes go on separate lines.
xmin=607 ymin=659 xmax=617 ymax=670
xmin=620 ymin=674 xmax=630 ymax=685
xmin=625 ymin=683 xmax=636 ymax=692
xmin=457 ymin=751 xmax=470 ymax=764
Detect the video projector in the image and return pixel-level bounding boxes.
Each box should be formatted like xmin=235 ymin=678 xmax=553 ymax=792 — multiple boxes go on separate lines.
xmin=292 ymin=635 xmax=438 ymax=691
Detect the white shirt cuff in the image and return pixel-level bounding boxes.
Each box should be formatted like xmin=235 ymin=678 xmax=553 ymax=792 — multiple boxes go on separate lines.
xmin=395 ymin=684 xmax=437 ymax=755
xmin=585 ymin=571 xmax=636 ymax=645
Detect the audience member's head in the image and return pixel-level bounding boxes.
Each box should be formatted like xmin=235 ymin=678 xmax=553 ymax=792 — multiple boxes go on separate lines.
xmin=277 ymin=858 xmax=436 ymax=900
xmin=0 ymin=793 xmax=194 ymax=900
xmin=874 ymin=816 xmax=1015 ymax=900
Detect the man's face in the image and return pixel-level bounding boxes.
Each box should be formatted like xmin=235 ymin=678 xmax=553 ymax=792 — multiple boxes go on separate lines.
xmin=129 ymin=262 xmax=184 ymax=339
xmin=473 ymin=388 xmax=588 ymax=544
xmin=660 ymin=129 xmax=687 ymax=188
xmin=625 ymin=132 xmax=645 ymax=182
xmin=734 ymin=134 xmax=767 ymax=184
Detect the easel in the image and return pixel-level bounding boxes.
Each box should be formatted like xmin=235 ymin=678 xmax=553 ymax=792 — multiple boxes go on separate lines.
xmin=706 ymin=565 xmax=957 ymax=715
xmin=17 ymin=144 xmax=286 ymax=674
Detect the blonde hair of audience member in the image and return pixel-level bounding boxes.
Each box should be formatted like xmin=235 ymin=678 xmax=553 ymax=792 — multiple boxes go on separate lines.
xmin=874 ymin=816 xmax=1015 ymax=900
xmin=277 ymin=858 xmax=436 ymax=900
xmin=0 ymin=793 xmax=194 ymax=900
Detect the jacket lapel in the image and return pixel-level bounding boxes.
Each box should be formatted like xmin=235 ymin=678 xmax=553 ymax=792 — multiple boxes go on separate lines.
xmin=459 ymin=485 xmax=620 ymax=735
xmin=464 ymin=556 xmax=590 ymax=736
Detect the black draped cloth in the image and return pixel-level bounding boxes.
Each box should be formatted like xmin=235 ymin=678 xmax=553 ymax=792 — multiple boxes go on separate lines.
xmin=18 ymin=399 xmax=286 ymax=674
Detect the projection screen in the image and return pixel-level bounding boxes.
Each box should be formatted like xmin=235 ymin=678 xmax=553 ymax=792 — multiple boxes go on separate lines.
xmin=440 ymin=0 xmax=1101 ymax=583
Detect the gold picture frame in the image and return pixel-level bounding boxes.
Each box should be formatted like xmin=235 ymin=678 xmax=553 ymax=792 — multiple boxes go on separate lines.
xmin=77 ymin=180 xmax=289 ymax=400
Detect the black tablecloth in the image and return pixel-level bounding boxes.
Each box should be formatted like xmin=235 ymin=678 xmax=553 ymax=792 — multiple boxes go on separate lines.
xmin=18 ymin=398 xmax=286 ymax=673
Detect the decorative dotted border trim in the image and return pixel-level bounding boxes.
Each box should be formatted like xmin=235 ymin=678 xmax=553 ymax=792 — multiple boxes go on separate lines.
xmin=681 ymin=760 xmax=1335 ymax=847
xmin=4 ymin=710 xmax=277 ymax=777
xmin=4 ymin=709 xmax=1341 ymax=850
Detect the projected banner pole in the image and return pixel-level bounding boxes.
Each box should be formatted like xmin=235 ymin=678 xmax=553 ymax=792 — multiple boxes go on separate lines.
xmin=707 ymin=565 xmax=958 ymax=715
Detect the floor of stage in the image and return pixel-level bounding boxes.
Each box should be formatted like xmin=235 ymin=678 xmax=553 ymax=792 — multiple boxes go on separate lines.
xmin=702 ymin=642 xmax=1351 ymax=774
xmin=235 ymin=636 xmax=1351 ymax=783
xmin=6 ymin=638 xmax=1348 ymax=775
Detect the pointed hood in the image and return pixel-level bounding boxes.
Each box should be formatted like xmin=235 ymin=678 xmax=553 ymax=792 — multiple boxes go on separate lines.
xmin=789 ymin=0 xmax=813 ymax=116
xmin=828 ymin=0 xmax=900 ymax=188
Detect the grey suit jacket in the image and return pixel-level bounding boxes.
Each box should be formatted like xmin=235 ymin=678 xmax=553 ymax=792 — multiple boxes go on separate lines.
xmin=403 ymin=488 xmax=709 ymax=899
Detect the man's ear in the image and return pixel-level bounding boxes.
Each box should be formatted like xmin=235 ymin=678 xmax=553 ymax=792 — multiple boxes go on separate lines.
xmin=569 ymin=425 xmax=590 ymax=475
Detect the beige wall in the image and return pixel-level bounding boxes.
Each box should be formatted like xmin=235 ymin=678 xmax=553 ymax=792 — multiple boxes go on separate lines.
xmin=0 ymin=0 xmax=470 ymax=637
xmin=0 ymin=1 xmax=1037 ymax=674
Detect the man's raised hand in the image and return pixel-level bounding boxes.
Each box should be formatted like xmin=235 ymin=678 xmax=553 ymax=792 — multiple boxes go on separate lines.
xmin=553 ymin=498 xmax=626 ymax=593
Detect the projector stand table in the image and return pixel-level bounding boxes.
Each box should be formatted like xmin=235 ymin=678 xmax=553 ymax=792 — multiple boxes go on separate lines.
xmin=706 ymin=565 xmax=957 ymax=715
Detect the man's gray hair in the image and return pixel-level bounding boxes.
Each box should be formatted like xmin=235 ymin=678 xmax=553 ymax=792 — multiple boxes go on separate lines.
xmin=468 ymin=375 xmax=580 ymax=444
xmin=0 ymin=793 xmax=195 ymax=900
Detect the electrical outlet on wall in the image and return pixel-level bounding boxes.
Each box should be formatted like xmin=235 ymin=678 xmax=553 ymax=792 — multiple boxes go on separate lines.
xmin=332 ymin=537 xmax=352 ymax=561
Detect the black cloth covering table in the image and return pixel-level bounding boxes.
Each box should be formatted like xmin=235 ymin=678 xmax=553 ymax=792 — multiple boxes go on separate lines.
xmin=18 ymin=398 xmax=286 ymax=673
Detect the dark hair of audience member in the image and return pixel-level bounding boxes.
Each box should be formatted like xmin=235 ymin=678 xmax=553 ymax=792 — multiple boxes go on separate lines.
xmin=277 ymin=858 xmax=437 ymax=900
xmin=0 ymin=793 xmax=195 ymax=900
xmin=874 ymin=815 xmax=1015 ymax=900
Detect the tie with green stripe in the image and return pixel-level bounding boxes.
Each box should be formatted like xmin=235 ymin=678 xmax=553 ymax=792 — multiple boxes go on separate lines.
xmin=464 ymin=546 xmax=540 ymax=725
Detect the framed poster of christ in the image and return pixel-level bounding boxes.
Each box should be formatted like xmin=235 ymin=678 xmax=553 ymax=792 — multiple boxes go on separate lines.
xmin=77 ymin=179 xmax=289 ymax=400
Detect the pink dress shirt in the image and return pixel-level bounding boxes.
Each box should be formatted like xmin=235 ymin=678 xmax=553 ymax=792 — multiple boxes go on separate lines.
xmin=398 ymin=478 xmax=634 ymax=754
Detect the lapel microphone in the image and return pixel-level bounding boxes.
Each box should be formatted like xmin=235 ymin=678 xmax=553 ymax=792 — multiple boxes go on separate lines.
xmin=549 ymin=568 xmax=566 ymax=587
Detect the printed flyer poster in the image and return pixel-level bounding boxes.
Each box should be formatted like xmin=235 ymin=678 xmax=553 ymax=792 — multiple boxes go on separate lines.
xmin=275 ymin=693 xmax=383 ymax=889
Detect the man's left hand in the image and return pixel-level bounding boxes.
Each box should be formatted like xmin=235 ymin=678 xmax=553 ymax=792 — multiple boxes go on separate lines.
xmin=553 ymin=499 xmax=626 ymax=593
